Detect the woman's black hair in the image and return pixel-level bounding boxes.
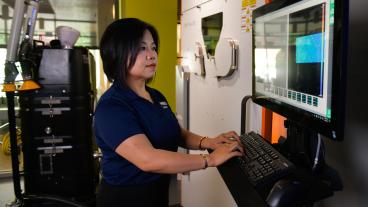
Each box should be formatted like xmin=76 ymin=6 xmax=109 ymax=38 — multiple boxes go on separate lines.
xmin=99 ymin=18 xmax=159 ymax=87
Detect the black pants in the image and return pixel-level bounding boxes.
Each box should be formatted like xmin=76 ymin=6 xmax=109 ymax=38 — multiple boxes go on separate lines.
xmin=96 ymin=176 xmax=170 ymax=207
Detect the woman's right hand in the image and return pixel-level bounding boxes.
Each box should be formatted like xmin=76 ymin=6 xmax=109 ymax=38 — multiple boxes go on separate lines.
xmin=207 ymin=141 xmax=244 ymax=167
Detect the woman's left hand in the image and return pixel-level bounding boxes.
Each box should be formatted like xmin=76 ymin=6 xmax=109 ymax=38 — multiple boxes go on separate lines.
xmin=206 ymin=131 xmax=243 ymax=151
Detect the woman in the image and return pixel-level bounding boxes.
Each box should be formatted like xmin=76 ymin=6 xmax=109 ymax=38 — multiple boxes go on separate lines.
xmin=94 ymin=18 xmax=244 ymax=207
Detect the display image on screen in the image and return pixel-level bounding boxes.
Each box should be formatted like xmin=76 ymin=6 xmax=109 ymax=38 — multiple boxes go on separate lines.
xmin=296 ymin=33 xmax=324 ymax=64
xmin=253 ymin=0 xmax=333 ymax=122
xmin=252 ymin=0 xmax=348 ymax=140
xmin=288 ymin=4 xmax=325 ymax=98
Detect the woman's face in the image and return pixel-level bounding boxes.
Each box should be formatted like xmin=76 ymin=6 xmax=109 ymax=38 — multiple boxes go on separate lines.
xmin=128 ymin=30 xmax=158 ymax=81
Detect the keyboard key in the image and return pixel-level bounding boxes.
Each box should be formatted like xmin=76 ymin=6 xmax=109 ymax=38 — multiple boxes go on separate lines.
xmin=237 ymin=132 xmax=295 ymax=189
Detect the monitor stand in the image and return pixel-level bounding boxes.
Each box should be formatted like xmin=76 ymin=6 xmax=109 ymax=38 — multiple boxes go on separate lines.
xmin=280 ymin=119 xmax=324 ymax=173
xmin=280 ymin=119 xmax=343 ymax=191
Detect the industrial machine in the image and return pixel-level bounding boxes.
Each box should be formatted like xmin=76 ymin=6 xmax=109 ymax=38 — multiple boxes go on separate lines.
xmin=4 ymin=0 xmax=98 ymax=206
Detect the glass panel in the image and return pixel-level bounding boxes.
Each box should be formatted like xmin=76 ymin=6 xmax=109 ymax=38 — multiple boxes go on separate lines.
xmin=201 ymin=12 xmax=223 ymax=57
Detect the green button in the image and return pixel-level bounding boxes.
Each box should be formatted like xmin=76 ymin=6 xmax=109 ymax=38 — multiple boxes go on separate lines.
xmin=330 ymin=0 xmax=335 ymax=25
xmin=327 ymin=109 xmax=331 ymax=118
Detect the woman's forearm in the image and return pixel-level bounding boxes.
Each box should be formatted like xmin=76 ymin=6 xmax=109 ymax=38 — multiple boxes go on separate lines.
xmin=140 ymin=149 xmax=212 ymax=174
xmin=180 ymin=128 xmax=212 ymax=150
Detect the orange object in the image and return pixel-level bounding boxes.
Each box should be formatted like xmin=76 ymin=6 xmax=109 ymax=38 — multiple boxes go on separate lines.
xmin=271 ymin=112 xmax=286 ymax=144
xmin=261 ymin=108 xmax=286 ymax=144
xmin=18 ymin=80 xmax=41 ymax=91
xmin=261 ymin=108 xmax=273 ymax=142
xmin=2 ymin=83 xmax=16 ymax=92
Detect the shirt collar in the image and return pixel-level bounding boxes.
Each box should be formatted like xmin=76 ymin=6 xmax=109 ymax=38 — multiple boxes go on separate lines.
xmin=112 ymin=81 xmax=156 ymax=103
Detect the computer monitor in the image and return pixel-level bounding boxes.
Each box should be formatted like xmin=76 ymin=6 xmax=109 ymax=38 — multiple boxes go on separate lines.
xmin=252 ymin=0 xmax=347 ymax=140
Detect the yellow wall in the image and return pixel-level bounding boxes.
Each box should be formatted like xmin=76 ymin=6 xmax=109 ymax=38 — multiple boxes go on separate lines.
xmin=119 ymin=0 xmax=177 ymax=111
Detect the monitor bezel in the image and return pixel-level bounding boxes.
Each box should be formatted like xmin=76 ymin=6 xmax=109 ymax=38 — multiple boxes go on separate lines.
xmin=251 ymin=0 xmax=348 ymax=140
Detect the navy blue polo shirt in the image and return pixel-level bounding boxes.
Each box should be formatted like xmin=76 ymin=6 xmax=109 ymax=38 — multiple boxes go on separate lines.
xmin=94 ymin=82 xmax=181 ymax=186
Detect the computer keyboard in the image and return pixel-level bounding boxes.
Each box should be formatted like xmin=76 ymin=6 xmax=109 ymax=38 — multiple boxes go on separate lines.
xmin=237 ymin=131 xmax=294 ymax=189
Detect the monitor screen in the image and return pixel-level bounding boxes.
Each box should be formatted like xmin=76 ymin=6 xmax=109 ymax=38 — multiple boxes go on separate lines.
xmin=252 ymin=0 xmax=347 ymax=140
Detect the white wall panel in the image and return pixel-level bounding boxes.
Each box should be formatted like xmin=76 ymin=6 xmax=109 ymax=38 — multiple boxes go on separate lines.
xmin=180 ymin=0 xmax=265 ymax=206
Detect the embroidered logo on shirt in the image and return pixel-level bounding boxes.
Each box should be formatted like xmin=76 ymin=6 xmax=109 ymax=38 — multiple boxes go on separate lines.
xmin=160 ymin=101 xmax=169 ymax=109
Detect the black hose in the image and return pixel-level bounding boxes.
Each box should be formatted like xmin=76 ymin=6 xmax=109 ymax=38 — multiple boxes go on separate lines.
xmin=241 ymin=95 xmax=252 ymax=135
xmin=6 ymin=91 xmax=23 ymax=201
xmin=24 ymin=194 xmax=88 ymax=207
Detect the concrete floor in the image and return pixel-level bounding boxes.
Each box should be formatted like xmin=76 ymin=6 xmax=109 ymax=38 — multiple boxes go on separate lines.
xmin=0 ymin=149 xmax=23 ymax=206
xmin=0 ymin=175 xmax=181 ymax=207
xmin=0 ymin=176 xmax=21 ymax=207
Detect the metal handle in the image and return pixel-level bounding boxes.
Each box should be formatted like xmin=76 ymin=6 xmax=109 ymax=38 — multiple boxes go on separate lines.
xmin=230 ymin=40 xmax=239 ymax=70
xmin=217 ymin=39 xmax=239 ymax=80
xmin=93 ymin=151 xmax=102 ymax=159
xmin=195 ymin=42 xmax=206 ymax=77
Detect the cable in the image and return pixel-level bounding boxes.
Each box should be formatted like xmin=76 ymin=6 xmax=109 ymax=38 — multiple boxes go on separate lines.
xmin=312 ymin=133 xmax=322 ymax=171
xmin=1 ymin=128 xmax=22 ymax=155
xmin=24 ymin=194 xmax=88 ymax=207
